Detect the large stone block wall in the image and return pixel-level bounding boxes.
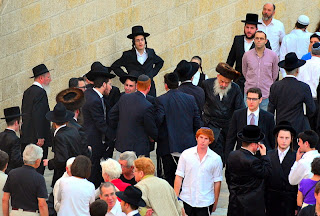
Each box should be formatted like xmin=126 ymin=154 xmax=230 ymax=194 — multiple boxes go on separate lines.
xmin=0 ymin=0 xmax=319 ymax=129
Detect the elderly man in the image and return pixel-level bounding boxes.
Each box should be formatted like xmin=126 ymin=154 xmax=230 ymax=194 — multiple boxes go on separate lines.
xmin=68 ymin=77 xmax=87 ymax=92
xmin=99 ymin=182 xmax=126 ymax=216
xmin=258 ymin=3 xmax=285 ymax=57
xmin=2 ymin=144 xmax=48 ymax=216
xmin=119 ymin=151 xmax=137 ymax=185
xmin=202 ymin=63 xmax=245 ymax=162
xmin=0 ymin=150 xmax=9 ymax=215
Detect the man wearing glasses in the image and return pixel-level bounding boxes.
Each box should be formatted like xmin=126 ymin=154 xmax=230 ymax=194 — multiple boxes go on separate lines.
xmin=242 ymin=30 xmax=279 ymax=111
xmin=225 ymin=88 xmax=275 ymax=162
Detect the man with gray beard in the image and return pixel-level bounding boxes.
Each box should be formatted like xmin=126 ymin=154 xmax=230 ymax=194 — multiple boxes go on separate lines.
xmin=202 ymin=63 xmax=245 ymax=163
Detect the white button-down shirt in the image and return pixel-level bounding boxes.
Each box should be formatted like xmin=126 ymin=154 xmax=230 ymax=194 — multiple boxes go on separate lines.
xmin=258 ymin=18 xmax=285 ymax=57
xmin=176 ymin=146 xmax=223 ymax=207
xmin=53 ymin=124 xmax=66 ymax=137
xmin=278 ymin=147 xmax=290 ymax=164
xmin=296 ymin=56 xmax=320 ymax=98
xmin=247 ymin=108 xmax=259 ymax=125
xmin=33 ymin=81 xmax=43 ymax=89
xmin=244 ymin=38 xmax=254 ymax=52
xmin=136 ymin=49 xmax=148 ymax=65
xmin=288 ymin=150 xmax=320 ymax=185
xmin=126 ymin=210 xmax=139 ymax=216
xmin=192 ymin=71 xmax=208 ymax=86
xmin=106 ymin=200 xmax=126 ymax=216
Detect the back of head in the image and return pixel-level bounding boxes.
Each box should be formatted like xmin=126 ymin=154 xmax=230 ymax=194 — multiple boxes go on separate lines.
xmin=23 ymin=144 xmax=43 ymax=165
xmin=90 ymin=199 xmax=108 ymax=216
xmin=295 ymin=15 xmax=309 ymax=29
xmin=94 ymin=77 xmax=109 ymax=88
xmin=137 ymin=75 xmax=151 ymax=91
xmin=312 ymin=42 xmax=320 ymax=56
xmin=311 ymin=157 xmax=320 ymax=175
xmin=69 ymin=78 xmax=79 ymax=88
xmin=100 ymin=158 xmax=122 ymax=180
xmin=71 ymin=155 xmax=91 ymax=179
xmin=119 ymin=151 xmax=137 ymax=167
xmin=133 ymin=157 xmax=155 ymax=175
xmin=164 ymin=72 xmax=179 ymax=89
xmin=298 ymin=130 xmax=319 ymax=148
xmin=0 ymin=150 xmax=9 ymax=171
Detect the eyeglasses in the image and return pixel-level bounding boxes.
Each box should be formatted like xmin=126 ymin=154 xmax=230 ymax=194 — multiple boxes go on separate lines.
xmin=247 ymin=97 xmax=260 ymax=101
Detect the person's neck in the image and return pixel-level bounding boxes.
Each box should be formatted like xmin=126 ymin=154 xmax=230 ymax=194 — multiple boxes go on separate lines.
xmin=242 ymin=146 xmax=255 ymax=154
xmin=255 ymin=46 xmax=265 ymax=57
xmin=25 ymin=163 xmax=38 ymax=169
xmin=123 ymin=172 xmax=135 ymax=180
xmin=245 ymin=37 xmax=254 ymax=43
xmin=94 ymin=87 xmax=105 ymax=95
xmin=6 ymin=125 xmax=18 ymax=132
xmin=136 ymin=48 xmax=144 ymax=55
xmin=197 ymin=146 xmax=208 ymax=157
xmin=263 ymin=18 xmax=272 ymax=26
xmin=138 ymin=90 xmax=148 ymax=96
xmin=249 ymin=107 xmax=258 ymax=113
xmin=278 ymin=146 xmax=290 ymax=152
xmin=311 ymin=175 xmax=320 ymax=181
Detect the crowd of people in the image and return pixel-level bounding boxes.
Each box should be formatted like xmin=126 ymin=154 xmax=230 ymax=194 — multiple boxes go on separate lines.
xmin=1 ymin=2 xmax=320 ymax=216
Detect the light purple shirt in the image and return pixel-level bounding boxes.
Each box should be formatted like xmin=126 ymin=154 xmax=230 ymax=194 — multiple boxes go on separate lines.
xmin=242 ymin=48 xmax=279 ymax=99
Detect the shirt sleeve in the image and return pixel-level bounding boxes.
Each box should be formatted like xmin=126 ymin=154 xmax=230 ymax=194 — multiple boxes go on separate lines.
xmin=37 ymin=175 xmax=48 ymax=199
xmin=289 ymin=161 xmax=309 ymax=185
xmin=175 ymin=152 xmax=186 ymax=178
xmin=2 ymin=174 xmax=11 ymax=193
xmin=212 ymin=157 xmax=223 ymax=182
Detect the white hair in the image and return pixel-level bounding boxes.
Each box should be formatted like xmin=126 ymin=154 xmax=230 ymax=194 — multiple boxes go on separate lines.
xmin=23 ymin=144 xmax=43 ymax=165
xmin=119 ymin=151 xmax=137 ymax=167
xmin=100 ymin=158 xmax=122 ymax=180
xmin=286 ymin=68 xmax=298 ymax=75
xmin=66 ymin=157 xmax=75 ymax=169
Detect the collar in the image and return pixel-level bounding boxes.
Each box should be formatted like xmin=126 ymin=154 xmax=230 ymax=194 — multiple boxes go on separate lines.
xmin=54 ymin=124 xmax=67 ymax=137
xmin=110 ymin=200 xmax=122 ymax=215
xmin=33 ymin=81 xmax=43 ymax=89
xmin=247 ymin=107 xmax=260 ymax=118
xmin=241 ymin=147 xmax=255 ymax=155
xmin=254 ymin=47 xmax=266 ymax=56
xmin=135 ymin=48 xmax=147 ymax=56
xmin=181 ymin=80 xmax=192 ymax=84
xmin=284 ymin=75 xmax=296 ymax=79
xmin=261 ymin=18 xmax=274 ymax=26
xmin=5 ymin=128 xmax=16 ymax=132
xmin=73 ymin=117 xmax=77 ymax=121
xmin=278 ymin=146 xmax=290 ymax=155
xmin=138 ymin=91 xmax=146 ymax=97
xmin=244 ymin=37 xmax=254 ymax=44
xmin=127 ymin=210 xmax=139 ymax=216
xmin=93 ymin=88 xmax=103 ymax=98
xmin=142 ymin=175 xmax=154 ymax=180
xmin=302 ymin=150 xmax=319 ymax=158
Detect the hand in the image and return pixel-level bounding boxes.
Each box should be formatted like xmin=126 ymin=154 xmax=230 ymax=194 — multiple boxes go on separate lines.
xmin=43 ymin=159 xmax=48 ymax=166
xmin=258 ymin=143 xmax=267 ymax=156
xmin=181 ymin=208 xmax=187 ymax=216
xmin=37 ymin=138 xmax=45 ymax=147
xmin=211 ymin=202 xmax=217 ymax=212
xmin=145 ymin=208 xmax=154 ymax=216
xmin=296 ymin=147 xmax=304 ymax=161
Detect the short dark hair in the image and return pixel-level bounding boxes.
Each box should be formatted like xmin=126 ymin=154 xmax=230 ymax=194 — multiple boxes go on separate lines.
xmin=246 ymin=87 xmax=262 ymax=98
xmin=69 ymin=78 xmax=79 ymax=88
xmin=295 ymin=22 xmax=308 ymax=29
xmin=90 ymin=199 xmax=108 ymax=216
xmin=255 ymin=30 xmax=267 ymax=39
xmin=124 ymin=201 xmax=139 ymax=210
xmin=164 ymin=73 xmax=179 ymax=89
xmin=94 ymin=77 xmax=110 ymax=88
xmin=126 ymin=77 xmax=137 ymax=83
xmin=245 ymin=23 xmax=258 ymax=28
xmin=71 ymin=155 xmax=92 ymax=179
xmin=315 ymin=181 xmax=320 ymax=194
xmin=99 ymin=182 xmax=116 ymax=195
xmin=191 ymin=56 xmax=203 ymax=73
xmin=0 ymin=150 xmax=9 ymax=170
xmin=310 ymin=33 xmax=320 ymax=41
xmin=311 ymin=157 xmax=320 ymax=175
xmin=6 ymin=117 xmax=20 ymax=126
xmin=297 ymin=130 xmax=319 ymax=148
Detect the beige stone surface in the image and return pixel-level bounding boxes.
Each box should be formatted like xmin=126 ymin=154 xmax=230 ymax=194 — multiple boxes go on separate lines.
xmin=0 ymin=0 xmax=319 ymax=131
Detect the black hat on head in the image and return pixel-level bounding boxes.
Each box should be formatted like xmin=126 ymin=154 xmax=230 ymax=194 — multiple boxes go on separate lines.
xmin=216 ymin=62 xmax=241 ymax=80
xmin=46 ymin=102 xmax=74 ymax=123
xmin=241 ymin=13 xmax=262 ymax=25
xmin=30 ymin=64 xmax=52 ymax=78
xmin=116 ymin=186 xmax=146 ymax=207
xmin=237 ymin=125 xmax=265 ymax=143
xmin=278 ymin=52 xmax=306 ymax=71
xmin=1 ymin=106 xmax=23 ymax=122
xmin=119 ymin=70 xmax=141 ymax=84
xmin=86 ymin=62 xmax=115 ymax=81
xmin=174 ymin=60 xmax=199 ymax=82
xmin=56 ymin=88 xmax=85 ymax=111
xmin=273 ymin=121 xmax=296 ymax=137
xmin=127 ymin=26 xmax=150 ymax=39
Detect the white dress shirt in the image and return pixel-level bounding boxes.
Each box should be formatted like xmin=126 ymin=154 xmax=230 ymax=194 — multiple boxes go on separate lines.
xmin=176 ymin=146 xmax=223 ymax=207
xmin=296 ymin=56 xmax=320 ymax=98
xmin=258 ymin=18 xmax=285 ymax=56
xmin=53 ymin=124 xmax=66 ymax=137
xmin=278 ymin=147 xmax=290 ymax=164
xmin=136 ymin=49 xmax=148 ymax=65
xmin=93 ymin=88 xmax=103 ymax=98
xmin=33 ymin=81 xmax=43 ymax=89
xmin=106 ymin=200 xmax=126 ymax=216
xmin=288 ymin=150 xmax=320 ymax=185
xmin=247 ymin=108 xmax=259 ymax=125
xmin=192 ymin=71 xmax=208 ymax=86
xmin=244 ymin=38 xmax=254 ymax=52
xmin=53 ymin=172 xmax=70 ymax=212
xmin=127 ymin=210 xmax=139 ymax=216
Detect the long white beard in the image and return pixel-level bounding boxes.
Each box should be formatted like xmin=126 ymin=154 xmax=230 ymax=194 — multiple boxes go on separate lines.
xmin=43 ymin=84 xmax=51 ymax=95
xmin=213 ymin=79 xmax=231 ymax=97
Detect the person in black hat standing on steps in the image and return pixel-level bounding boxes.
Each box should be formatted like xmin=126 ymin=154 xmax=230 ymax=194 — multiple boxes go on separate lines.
xmin=226 ymin=125 xmax=272 ymax=216
xmin=21 ymin=63 xmax=53 ymax=175
xmin=116 ymin=186 xmax=146 ymax=216
xmin=0 ymin=107 xmax=24 ymax=174
xmin=111 ymin=25 xmax=164 ymax=97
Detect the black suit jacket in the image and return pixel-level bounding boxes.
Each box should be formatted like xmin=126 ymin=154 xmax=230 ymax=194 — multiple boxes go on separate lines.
xmin=268 ymin=77 xmax=315 ymax=143
xmin=0 ymin=129 xmax=23 ymax=173
xmin=67 ymin=119 xmax=90 ymax=157
xmin=225 ymin=108 xmax=275 ymax=161
xmin=109 ymin=91 xmax=158 ymax=156
xmin=178 ymin=82 xmax=205 ymax=115
xmin=21 ymin=85 xmax=52 ymax=146
xmin=111 ymin=48 xmax=164 ymax=96
xmin=156 ymin=89 xmax=201 ymax=156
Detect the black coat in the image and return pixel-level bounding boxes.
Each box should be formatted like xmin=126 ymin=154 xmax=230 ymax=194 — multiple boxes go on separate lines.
xmin=48 ymin=126 xmax=82 ymax=186
xmin=111 ymin=48 xmax=164 ymax=97
xmin=268 ymin=77 xmax=316 ymax=148
xmin=109 ymin=91 xmax=158 ymax=156
xmin=225 ymin=108 xmax=275 ymax=161
xmin=67 ymin=119 xmax=91 ymax=157
xmin=265 ymin=149 xmax=297 ymax=216
xmin=156 ymin=89 xmax=202 ymax=156
xmin=21 ymin=85 xmax=52 ymax=146
xmin=226 ymin=148 xmax=272 ymax=216
xmin=0 ymin=129 xmax=23 ymax=173
xmin=178 ymin=82 xmax=205 ymax=115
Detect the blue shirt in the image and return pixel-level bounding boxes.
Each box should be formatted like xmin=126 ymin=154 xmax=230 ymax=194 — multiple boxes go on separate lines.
xmin=301 ymin=52 xmax=312 ymax=60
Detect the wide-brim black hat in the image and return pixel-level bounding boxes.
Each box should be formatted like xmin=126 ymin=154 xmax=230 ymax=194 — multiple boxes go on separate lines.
xmin=273 ymin=121 xmax=296 ymax=137
xmin=174 ymin=60 xmax=199 ymax=81
xmin=216 ymin=62 xmax=241 ymax=80
xmin=86 ymin=62 xmax=115 ymax=81
xmin=127 ymin=25 xmax=150 ymax=39
xmin=56 ymin=88 xmax=85 ymax=111
xmin=116 ymin=186 xmax=146 ymax=207
xmin=278 ymin=52 xmax=306 ymax=71
xmin=237 ymin=125 xmax=265 ymax=143
xmin=46 ymin=102 xmax=74 ymax=123
xmin=1 ymin=106 xmax=24 ymax=120
xmin=241 ymin=13 xmax=262 ymax=25
xmin=119 ymin=70 xmax=141 ymax=84
xmin=30 ymin=64 xmax=53 ymax=78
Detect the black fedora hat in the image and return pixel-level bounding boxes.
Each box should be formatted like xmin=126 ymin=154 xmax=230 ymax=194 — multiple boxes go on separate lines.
xmin=119 ymin=70 xmax=141 ymax=84
xmin=241 ymin=13 xmax=262 ymax=25
xmin=1 ymin=106 xmax=23 ymax=121
xmin=46 ymin=102 xmax=74 ymax=123
xmin=30 ymin=64 xmax=53 ymax=78
xmin=56 ymin=88 xmax=85 ymax=111
xmin=86 ymin=62 xmax=115 ymax=81
xmin=127 ymin=25 xmax=150 ymax=39
xmin=237 ymin=125 xmax=265 ymax=143
xmin=278 ymin=52 xmax=306 ymax=71
xmin=273 ymin=121 xmax=296 ymax=137
xmin=116 ymin=186 xmax=146 ymax=207
xmin=174 ymin=60 xmax=199 ymax=82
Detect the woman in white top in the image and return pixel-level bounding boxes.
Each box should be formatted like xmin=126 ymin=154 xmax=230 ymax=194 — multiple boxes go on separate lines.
xmin=57 ymin=155 xmax=95 ymax=216
xmin=191 ymin=56 xmax=208 ymax=87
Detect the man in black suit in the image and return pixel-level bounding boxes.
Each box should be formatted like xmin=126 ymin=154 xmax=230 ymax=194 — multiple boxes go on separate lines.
xmin=111 ymin=25 xmax=164 ymax=97
xmin=227 ymin=13 xmax=272 ymax=95
xmin=82 ymin=62 xmax=115 ymax=188
xmin=268 ymin=52 xmax=316 ymax=149
xmin=116 ymin=186 xmax=146 ymax=216
xmin=156 ymin=72 xmax=201 ymax=186
xmin=265 ymin=121 xmax=297 ymax=216
xmin=21 ymin=63 xmax=52 ymax=175
xmin=0 ymin=107 xmax=23 ymax=174
xmin=225 ymin=87 xmax=275 ymax=161
xmin=226 ymin=125 xmax=272 ymax=216
xmin=109 ymin=75 xmax=158 ymax=157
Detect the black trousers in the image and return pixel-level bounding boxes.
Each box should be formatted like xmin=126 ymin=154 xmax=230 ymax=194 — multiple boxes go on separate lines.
xmin=160 ymin=154 xmax=179 ymax=187
xmin=183 ymin=201 xmax=213 ymax=216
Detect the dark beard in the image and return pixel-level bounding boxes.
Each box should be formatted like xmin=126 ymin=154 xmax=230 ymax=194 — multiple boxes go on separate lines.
xmin=245 ymin=33 xmax=255 ymax=40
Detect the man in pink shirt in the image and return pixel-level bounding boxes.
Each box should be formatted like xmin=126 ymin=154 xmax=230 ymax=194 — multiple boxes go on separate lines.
xmin=242 ymin=30 xmax=279 ymax=111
